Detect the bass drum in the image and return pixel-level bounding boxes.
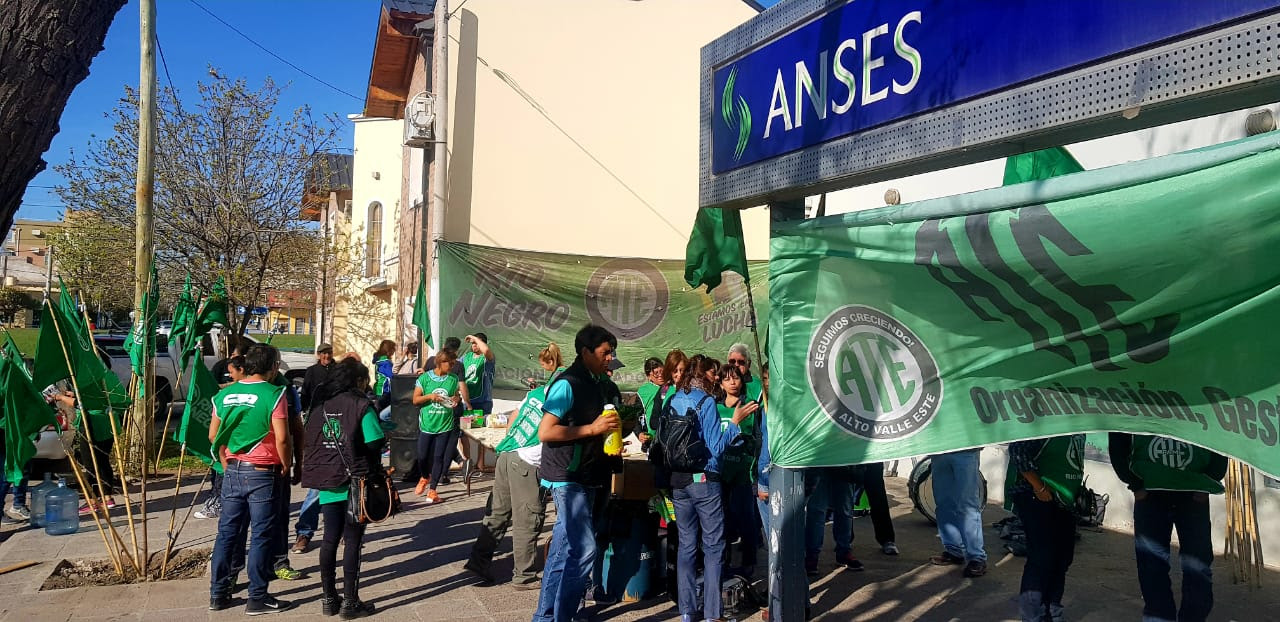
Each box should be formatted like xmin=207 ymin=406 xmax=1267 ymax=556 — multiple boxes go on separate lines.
xmin=907 ymin=456 xmax=988 ymax=525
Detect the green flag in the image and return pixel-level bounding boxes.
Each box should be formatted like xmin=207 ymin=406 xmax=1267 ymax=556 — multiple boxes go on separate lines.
xmin=195 ymin=276 xmax=230 ymax=335
xmin=1 ymin=331 xmax=28 ymax=380
xmin=171 ymin=274 xmax=198 ymax=373
xmin=685 ymin=207 xmax=749 ymax=293
xmin=1003 ymin=146 xmax=1084 ymax=186
xmin=125 ymin=261 xmax=159 ymax=378
xmin=32 ymin=295 xmax=107 ymax=390
xmin=1 ymin=355 xmax=56 ymax=485
xmin=765 ymin=130 xmax=1280 ymax=477
xmin=174 ymin=356 xmax=220 ymax=470
xmin=412 ymin=268 xmax=434 ymax=348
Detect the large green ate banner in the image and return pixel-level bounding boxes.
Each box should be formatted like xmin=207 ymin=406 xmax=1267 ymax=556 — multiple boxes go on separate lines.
xmin=439 ymin=242 xmax=767 ymax=391
xmin=769 ymin=132 xmax=1280 ymax=476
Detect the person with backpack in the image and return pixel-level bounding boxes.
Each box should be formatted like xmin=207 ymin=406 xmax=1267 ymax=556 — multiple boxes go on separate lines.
xmin=659 ymin=354 xmax=756 ymax=622
xmin=1005 ymin=434 xmax=1085 ymax=622
xmin=531 ymin=326 xmax=621 ymax=622
xmin=371 ymin=339 xmax=396 ymax=412
xmin=716 ymin=363 xmax=762 ymax=577
xmin=1110 ymin=434 xmax=1226 ymax=622
xmin=301 ymin=357 xmax=386 ymax=619
xmin=465 ymin=343 xmax=564 ymax=589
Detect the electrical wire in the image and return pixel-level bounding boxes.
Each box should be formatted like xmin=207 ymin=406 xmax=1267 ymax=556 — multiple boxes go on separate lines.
xmin=187 ymin=0 xmax=363 ymax=102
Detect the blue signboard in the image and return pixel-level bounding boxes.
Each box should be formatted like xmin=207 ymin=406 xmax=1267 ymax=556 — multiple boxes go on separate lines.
xmin=711 ymin=0 xmax=1280 ymax=174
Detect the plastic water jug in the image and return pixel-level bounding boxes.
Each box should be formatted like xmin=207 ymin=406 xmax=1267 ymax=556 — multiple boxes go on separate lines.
xmin=30 ymin=473 xmax=58 ymax=528
xmin=44 ymin=478 xmax=80 ymax=535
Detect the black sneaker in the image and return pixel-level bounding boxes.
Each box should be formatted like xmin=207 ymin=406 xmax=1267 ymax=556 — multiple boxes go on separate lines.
xmin=322 ymin=596 xmax=343 ymax=616
xmin=804 ymin=557 xmax=819 ymax=577
xmin=463 ymin=559 xmax=496 ymax=584
xmin=836 ymin=553 xmax=864 ymax=571
xmin=245 ymin=596 xmax=292 ymax=615
xmin=962 ymin=560 xmax=988 ymax=578
xmin=339 ymin=599 xmax=376 ymax=620
xmin=209 ymin=596 xmax=233 ymax=611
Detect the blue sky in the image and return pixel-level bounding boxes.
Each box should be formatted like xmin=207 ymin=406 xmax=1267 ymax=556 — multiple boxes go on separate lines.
xmin=18 ymin=0 xmax=383 ymax=221
xmin=19 ymin=0 xmax=779 ymax=223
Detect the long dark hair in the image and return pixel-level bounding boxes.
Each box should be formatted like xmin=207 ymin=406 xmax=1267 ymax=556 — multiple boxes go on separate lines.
xmin=314 ymin=357 xmax=370 ymax=407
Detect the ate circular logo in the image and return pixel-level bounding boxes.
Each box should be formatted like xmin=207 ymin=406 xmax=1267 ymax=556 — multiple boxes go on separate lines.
xmin=808 ymin=305 xmax=941 ymax=441
xmin=1148 ymin=438 xmax=1194 ymax=469
xmin=585 ymin=259 xmax=669 ymax=340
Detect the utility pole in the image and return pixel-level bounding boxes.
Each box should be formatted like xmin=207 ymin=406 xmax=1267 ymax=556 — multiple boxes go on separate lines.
xmin=427 ymin=0 xmax=448 ymax=356
xmin=134 ymin=0 xmax=157 ymax=572
xmin=43 ymin=245 xmax=54 ymax=300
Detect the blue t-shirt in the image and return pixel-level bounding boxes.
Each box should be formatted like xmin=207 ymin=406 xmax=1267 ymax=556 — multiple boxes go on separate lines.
xmin=539 ymin=379 xmax=575 ymax=489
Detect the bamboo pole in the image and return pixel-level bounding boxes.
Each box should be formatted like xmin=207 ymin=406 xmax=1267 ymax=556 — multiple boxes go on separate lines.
xmin=742 ymin=272 xmax=769 ymax=410
xmin=79 ymin=304 xmax=144 ymax=573
xmin=54 ymin=431 xmax=126 ymax=575
xmin=47 ymin=303 xmax=140 ymax=574
xmin=158 ymin=442 xmax=187 ymax=577
xmin=160 ymin=461 xmax=209 ymax=578
xmin=153 ymin=354 xmax=193 ymax=472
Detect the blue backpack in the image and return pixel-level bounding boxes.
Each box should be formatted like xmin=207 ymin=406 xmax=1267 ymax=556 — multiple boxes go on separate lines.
xmin=655 ymin=394 xmax=713 ymax=473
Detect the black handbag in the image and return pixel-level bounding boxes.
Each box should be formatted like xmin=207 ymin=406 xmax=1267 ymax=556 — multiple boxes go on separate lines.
xmin=346 ymin=468 xmax=401 ymax=524
xmin=330 ymin=423 xmax=402 ymax=525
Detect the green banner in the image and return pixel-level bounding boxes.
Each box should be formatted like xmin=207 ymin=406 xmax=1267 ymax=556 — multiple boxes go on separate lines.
xmin=439 ymin=242 xmax=768 ymax=391
xmin=769 ymin=131 xmax=1280 ymax=476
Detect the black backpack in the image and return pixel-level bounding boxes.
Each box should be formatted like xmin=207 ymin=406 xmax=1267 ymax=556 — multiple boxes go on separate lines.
xmin=655 ymin=393 xmax=713 ymax=473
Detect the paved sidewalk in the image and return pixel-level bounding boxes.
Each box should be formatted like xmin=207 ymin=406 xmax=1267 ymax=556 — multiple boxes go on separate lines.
xmin=1 ymin=473 xmax=1276 ymax=621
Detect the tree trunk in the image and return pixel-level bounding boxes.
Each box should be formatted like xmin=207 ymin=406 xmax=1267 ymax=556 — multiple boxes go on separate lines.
xmin=0 ymin=0 xmax=126 ymax=234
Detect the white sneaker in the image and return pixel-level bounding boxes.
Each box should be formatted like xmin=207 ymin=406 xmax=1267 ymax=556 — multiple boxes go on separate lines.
xmin=5 ymin=505 xmax=30 ymax=522
xmin=195 ymin=509 xmax=218 ymax=520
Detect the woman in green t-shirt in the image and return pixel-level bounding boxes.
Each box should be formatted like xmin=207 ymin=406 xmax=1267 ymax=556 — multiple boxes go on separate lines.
xmin=300 ymin=358 xmax=386 ymax=618
xmin=412 ymin=349 xmax=470 ymax=504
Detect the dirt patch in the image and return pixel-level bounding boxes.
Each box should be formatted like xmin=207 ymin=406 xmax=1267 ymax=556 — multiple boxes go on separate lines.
xmin=40 ymin=547 xmax=210 ymax=590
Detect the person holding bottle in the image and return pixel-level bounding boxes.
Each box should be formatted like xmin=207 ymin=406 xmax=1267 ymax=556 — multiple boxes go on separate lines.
xmin=412 ymin=349 xmax=470 ymax=505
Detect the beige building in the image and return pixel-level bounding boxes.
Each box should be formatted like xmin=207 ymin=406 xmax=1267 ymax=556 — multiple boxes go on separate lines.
xmin=326 ymin=116 xmax=407 ymax=358
xmin=344 ymin=0 xmax=769 ymax=350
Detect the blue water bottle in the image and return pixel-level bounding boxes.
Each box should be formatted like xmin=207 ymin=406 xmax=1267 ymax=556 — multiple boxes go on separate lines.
xmin=30 ymin=473 xmax=59 ymax=528
xmin=44 ymin=478 xmax=80 ymax=536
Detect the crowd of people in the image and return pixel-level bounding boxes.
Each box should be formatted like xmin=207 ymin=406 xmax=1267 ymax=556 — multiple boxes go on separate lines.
xmin=0 ymin=324 xmax=1232 ymax=622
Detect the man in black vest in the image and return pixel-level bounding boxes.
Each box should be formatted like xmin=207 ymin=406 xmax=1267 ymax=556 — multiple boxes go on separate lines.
xmin=531 ymin=325 xmax=621 ymax=622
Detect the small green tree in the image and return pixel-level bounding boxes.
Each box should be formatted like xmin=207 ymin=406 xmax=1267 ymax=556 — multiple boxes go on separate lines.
xmin=0 ymin=286 xmax=37 ymax=324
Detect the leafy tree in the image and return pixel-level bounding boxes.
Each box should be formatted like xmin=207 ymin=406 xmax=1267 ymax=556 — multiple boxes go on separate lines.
xmin=56 ymin=74 xmax=341 ymax=335
xmin=0 ymin=286 xmax=37 ymax=324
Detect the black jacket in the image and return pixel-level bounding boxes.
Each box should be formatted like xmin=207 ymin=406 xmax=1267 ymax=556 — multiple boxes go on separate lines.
xmin=539 ymin=360 xmax=622 ymax=487
xmin=301 ymin=391 xmax=383 ymax=490
xmin=301 ymin=361 xmax=334 ymax=412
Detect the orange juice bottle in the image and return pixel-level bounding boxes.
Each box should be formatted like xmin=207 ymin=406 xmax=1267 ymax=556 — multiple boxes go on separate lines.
xmin=602 ymin=403 xmax=622 ymax=456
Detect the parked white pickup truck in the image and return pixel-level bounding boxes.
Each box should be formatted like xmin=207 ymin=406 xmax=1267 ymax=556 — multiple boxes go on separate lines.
xmin=32 ymin=329 xmax=313 ymax=464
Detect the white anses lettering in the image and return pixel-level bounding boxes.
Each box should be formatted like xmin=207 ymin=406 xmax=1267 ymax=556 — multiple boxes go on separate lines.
xmin=764 ymin=70 xmax=793 ymax=139
xmin=794 ymin=50 xmax=828 ymax=128
xmin=764 ymin=10 xmax=924 ymax=141
xmin=831 ymin=39 xmax=858 ymax=115
xmin=861 ymin=24 xmax=889 ymax=105
xmin=893 ymin=11 xmax=923 ymax=94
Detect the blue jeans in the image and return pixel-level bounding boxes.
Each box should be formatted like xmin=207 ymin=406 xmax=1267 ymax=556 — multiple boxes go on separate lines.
xmin=1134 ymin=491 xmax=1213 ymax=622
xmin=757 ymin=492 xmax=771 ymax=546
xmin=533 ymin=483 xmax=598 ymax=622
xmin=931 ymin=450 xmax=986 ymax=562
xmin=673 ymin=480 xmax=725 ymax=620
xmin=210 ymin=462 xmax=284 ymax=601
xmin=295 ymin=488 xmax=320 ymax=538
xmin=805 ymin=467 xmax=853 ymax=559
